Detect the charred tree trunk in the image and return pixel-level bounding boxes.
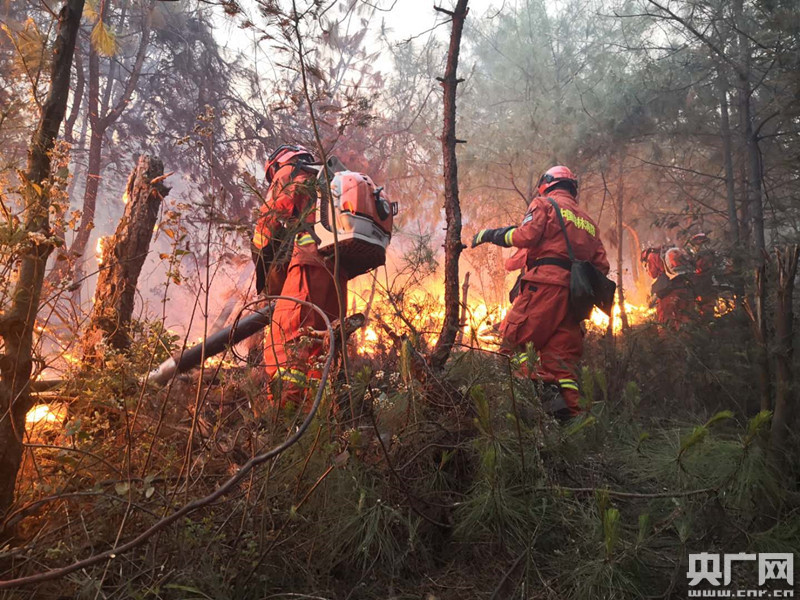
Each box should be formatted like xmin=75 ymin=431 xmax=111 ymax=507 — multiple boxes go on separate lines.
xmin=771 ymin=245 xmax=798 ymax=453
xmin=69 ymin=125 xmax=103 ymax=286
xmin=82 ymin=156 xmax=169 ymax=361
xmin=716 ymin=69 xmax=746 ymax=298
xmin=0 ymin=0 xmax=85 ymax=516
xmin=431 ymin=0 xmax=469 ymax=371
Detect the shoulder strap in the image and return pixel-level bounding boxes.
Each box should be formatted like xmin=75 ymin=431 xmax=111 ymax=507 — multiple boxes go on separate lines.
xmin=546 ymin=197 xmax=575 ymax=262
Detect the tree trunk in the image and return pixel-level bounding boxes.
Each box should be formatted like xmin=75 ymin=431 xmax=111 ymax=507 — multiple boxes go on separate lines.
xmin=456 ymin=271 xmax=470 ymax=345
xmin=616 ymin=162 xmax=628 ymax=331
xmin=745 ymin=266 xmax=772 ymax=413
xmin=82 ymin=155 xmax=169 ymax=361
xmin=0 ymin=0 xmax=85 ymax=517
xmin=64 ymin=41 xmax=85 ymax=144
xmin=733 ymin=0 xmax=770 ymax=412
xmin=47 ymin=47 xmax=103 ymax=290
xmin=717 ymin=70 xmax=739 ymax=247
xmin=70 ymin=125 xmax=104 ymax=282
xmin=430 ymin=0 xmax=469 ymax=371
xmin=622 ymin=224 xmax=643 ymax=286
xmin=48 ymin=3 xmax=153 ymax=293
xmin=770 ymin=245 xmax=798 ymax=453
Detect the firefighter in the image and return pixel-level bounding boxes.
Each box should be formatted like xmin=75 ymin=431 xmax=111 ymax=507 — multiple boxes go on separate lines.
xmin=685 ymin=232 xmax=716 ymax=317
xmin=471 ymin=165 xmax=610 ymax=420
xmin=252 ymin=144 xmax=347 ymax=409
xmin=641 ymin=245 xmax=694 ymax=327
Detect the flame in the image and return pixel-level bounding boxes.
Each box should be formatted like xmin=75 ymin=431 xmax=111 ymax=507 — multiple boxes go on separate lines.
xmin=95 ymin=235 xmax=108 ymax=266
xmin=352 ymin=286 xmax=508 ymax=355
xmin=714 ymin=296 xmax=736 ymax=317
xmin=352 ymin=286 xmax=653 ymax=356
xmin=586 ymin=301 xmax=655 ymax=334
xmin=62 ymin=352 xmax=80 ymax=365
xmin=26 ymin=403 xmax=67 ymax=430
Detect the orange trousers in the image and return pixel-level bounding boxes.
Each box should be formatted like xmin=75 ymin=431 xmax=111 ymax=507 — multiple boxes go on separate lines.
xmin=500 ymin=283 xmax=583 ymax=416
xmin=656 ymin=287 xmax=695 ymax=329
xmin=264 ymin=261 xmax=346 ymax=409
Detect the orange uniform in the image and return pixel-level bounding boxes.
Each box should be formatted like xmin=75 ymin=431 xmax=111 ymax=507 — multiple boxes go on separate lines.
xmin=644 ymin=248 xmax=694 ymax=327
xmin=254 ymin=163 xmax=347 ymax=408
xmin=500 ymin=188 xmax=610 ymax=416
xmin=690 ymin=248 xmax=716 ymax=318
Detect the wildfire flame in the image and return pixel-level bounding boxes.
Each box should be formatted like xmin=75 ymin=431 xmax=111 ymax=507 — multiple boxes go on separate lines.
xmin=351 ymin=286 xmax=510 ymax=356
xmin=26 ymin=403 xmax=68 ymax=433
xmin=714 ymin=296 xmax=736 ymax=317
xmin=586 ymin=301 xmax=656 ymax=334
xmin=352 ymin=288 xmax=654 ymax=356
xmin=95 ymin=235 xmax=108 ymax=266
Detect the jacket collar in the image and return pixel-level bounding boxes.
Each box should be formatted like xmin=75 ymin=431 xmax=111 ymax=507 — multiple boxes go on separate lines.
xmin=546 ymin=188 xmax=578 ymax=205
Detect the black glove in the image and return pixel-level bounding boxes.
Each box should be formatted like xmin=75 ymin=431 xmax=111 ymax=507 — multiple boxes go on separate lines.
xmin=471 ymin=226 xmax=516 ymax=248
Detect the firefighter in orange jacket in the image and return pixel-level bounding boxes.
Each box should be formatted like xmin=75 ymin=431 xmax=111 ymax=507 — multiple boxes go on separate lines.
xmin=472 ymin=166 xmax=610 ymax=420
xmin=252 ymin=144 xmax=347 ymax=408
xmin=685 ymin=232 xmax=716 ymax=318
xmin=641 ymin=246 xmax=694 ymax=327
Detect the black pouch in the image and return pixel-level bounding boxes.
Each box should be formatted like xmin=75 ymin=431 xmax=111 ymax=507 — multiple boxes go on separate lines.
xmin=569 ymin=260 xmax=598 ymax=320
xmin=546 ymin=198 xmax=616 ymax=320
xmin=509 ymin=273 xmax=523 ymax=304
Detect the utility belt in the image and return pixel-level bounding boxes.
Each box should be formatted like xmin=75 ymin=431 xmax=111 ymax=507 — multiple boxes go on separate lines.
xmin=530 ymin=256 xmax=572 ymax=270
xmin=509 ymin=256 xmax=572 ymax=302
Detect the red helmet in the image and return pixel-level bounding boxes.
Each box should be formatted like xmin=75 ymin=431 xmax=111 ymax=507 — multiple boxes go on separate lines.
xmin=265 ymin=144 xmax=314 ymax=184
xmin=640 ymin=246 xmax=660 ymax=265
xmin=537 ymin=165 xmax=578 ymax=196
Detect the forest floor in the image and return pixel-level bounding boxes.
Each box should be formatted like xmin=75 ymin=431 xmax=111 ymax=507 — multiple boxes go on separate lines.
xmin=2 ymin=312 xmax=798 ymax=600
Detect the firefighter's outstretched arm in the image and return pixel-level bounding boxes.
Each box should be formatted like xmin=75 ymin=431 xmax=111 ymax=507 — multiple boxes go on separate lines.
xmin=472 ymin=226 xmax=515 ymax=248
xmin=472 ymin=202 xmax=549 ymax=250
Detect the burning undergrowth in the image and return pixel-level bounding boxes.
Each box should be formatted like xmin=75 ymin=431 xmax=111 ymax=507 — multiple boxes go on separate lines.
xmin=8 ymin=300 xmax=797 ymax=599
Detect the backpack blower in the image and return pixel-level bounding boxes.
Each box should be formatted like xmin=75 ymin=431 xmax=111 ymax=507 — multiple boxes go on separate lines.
xmin=146 ymin=157 xmax=397 ymax=385
xmin=314 ymin=162 xmax=398 ymax=278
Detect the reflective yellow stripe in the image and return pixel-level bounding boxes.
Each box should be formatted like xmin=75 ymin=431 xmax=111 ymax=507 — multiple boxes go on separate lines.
xmin=273 ymin=368 xmax=308 ymax=386
xmin=511 ymin=353 xmax=529 ymax=367
xmin=504 ymin=228 xmax=515 ymax=246
xmin=558 ymin=378 xmax=579 ymax=392
xmin=296 ymin=233 xmax=314 ymax=246
xmin=253 ymin=231 xmax=267 ymax=248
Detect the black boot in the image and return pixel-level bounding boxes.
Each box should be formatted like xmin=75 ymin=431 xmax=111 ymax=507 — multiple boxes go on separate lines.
xmin=541 ymin=383 xmax=573 ymax=422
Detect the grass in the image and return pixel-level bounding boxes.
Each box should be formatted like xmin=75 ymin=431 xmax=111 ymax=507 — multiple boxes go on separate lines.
xmin=3 ymin=317 xmax=799 ymax=599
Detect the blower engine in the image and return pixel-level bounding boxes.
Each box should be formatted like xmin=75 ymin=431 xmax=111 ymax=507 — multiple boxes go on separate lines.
xmin=315 ymin=170 xmax=398 ymax=278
